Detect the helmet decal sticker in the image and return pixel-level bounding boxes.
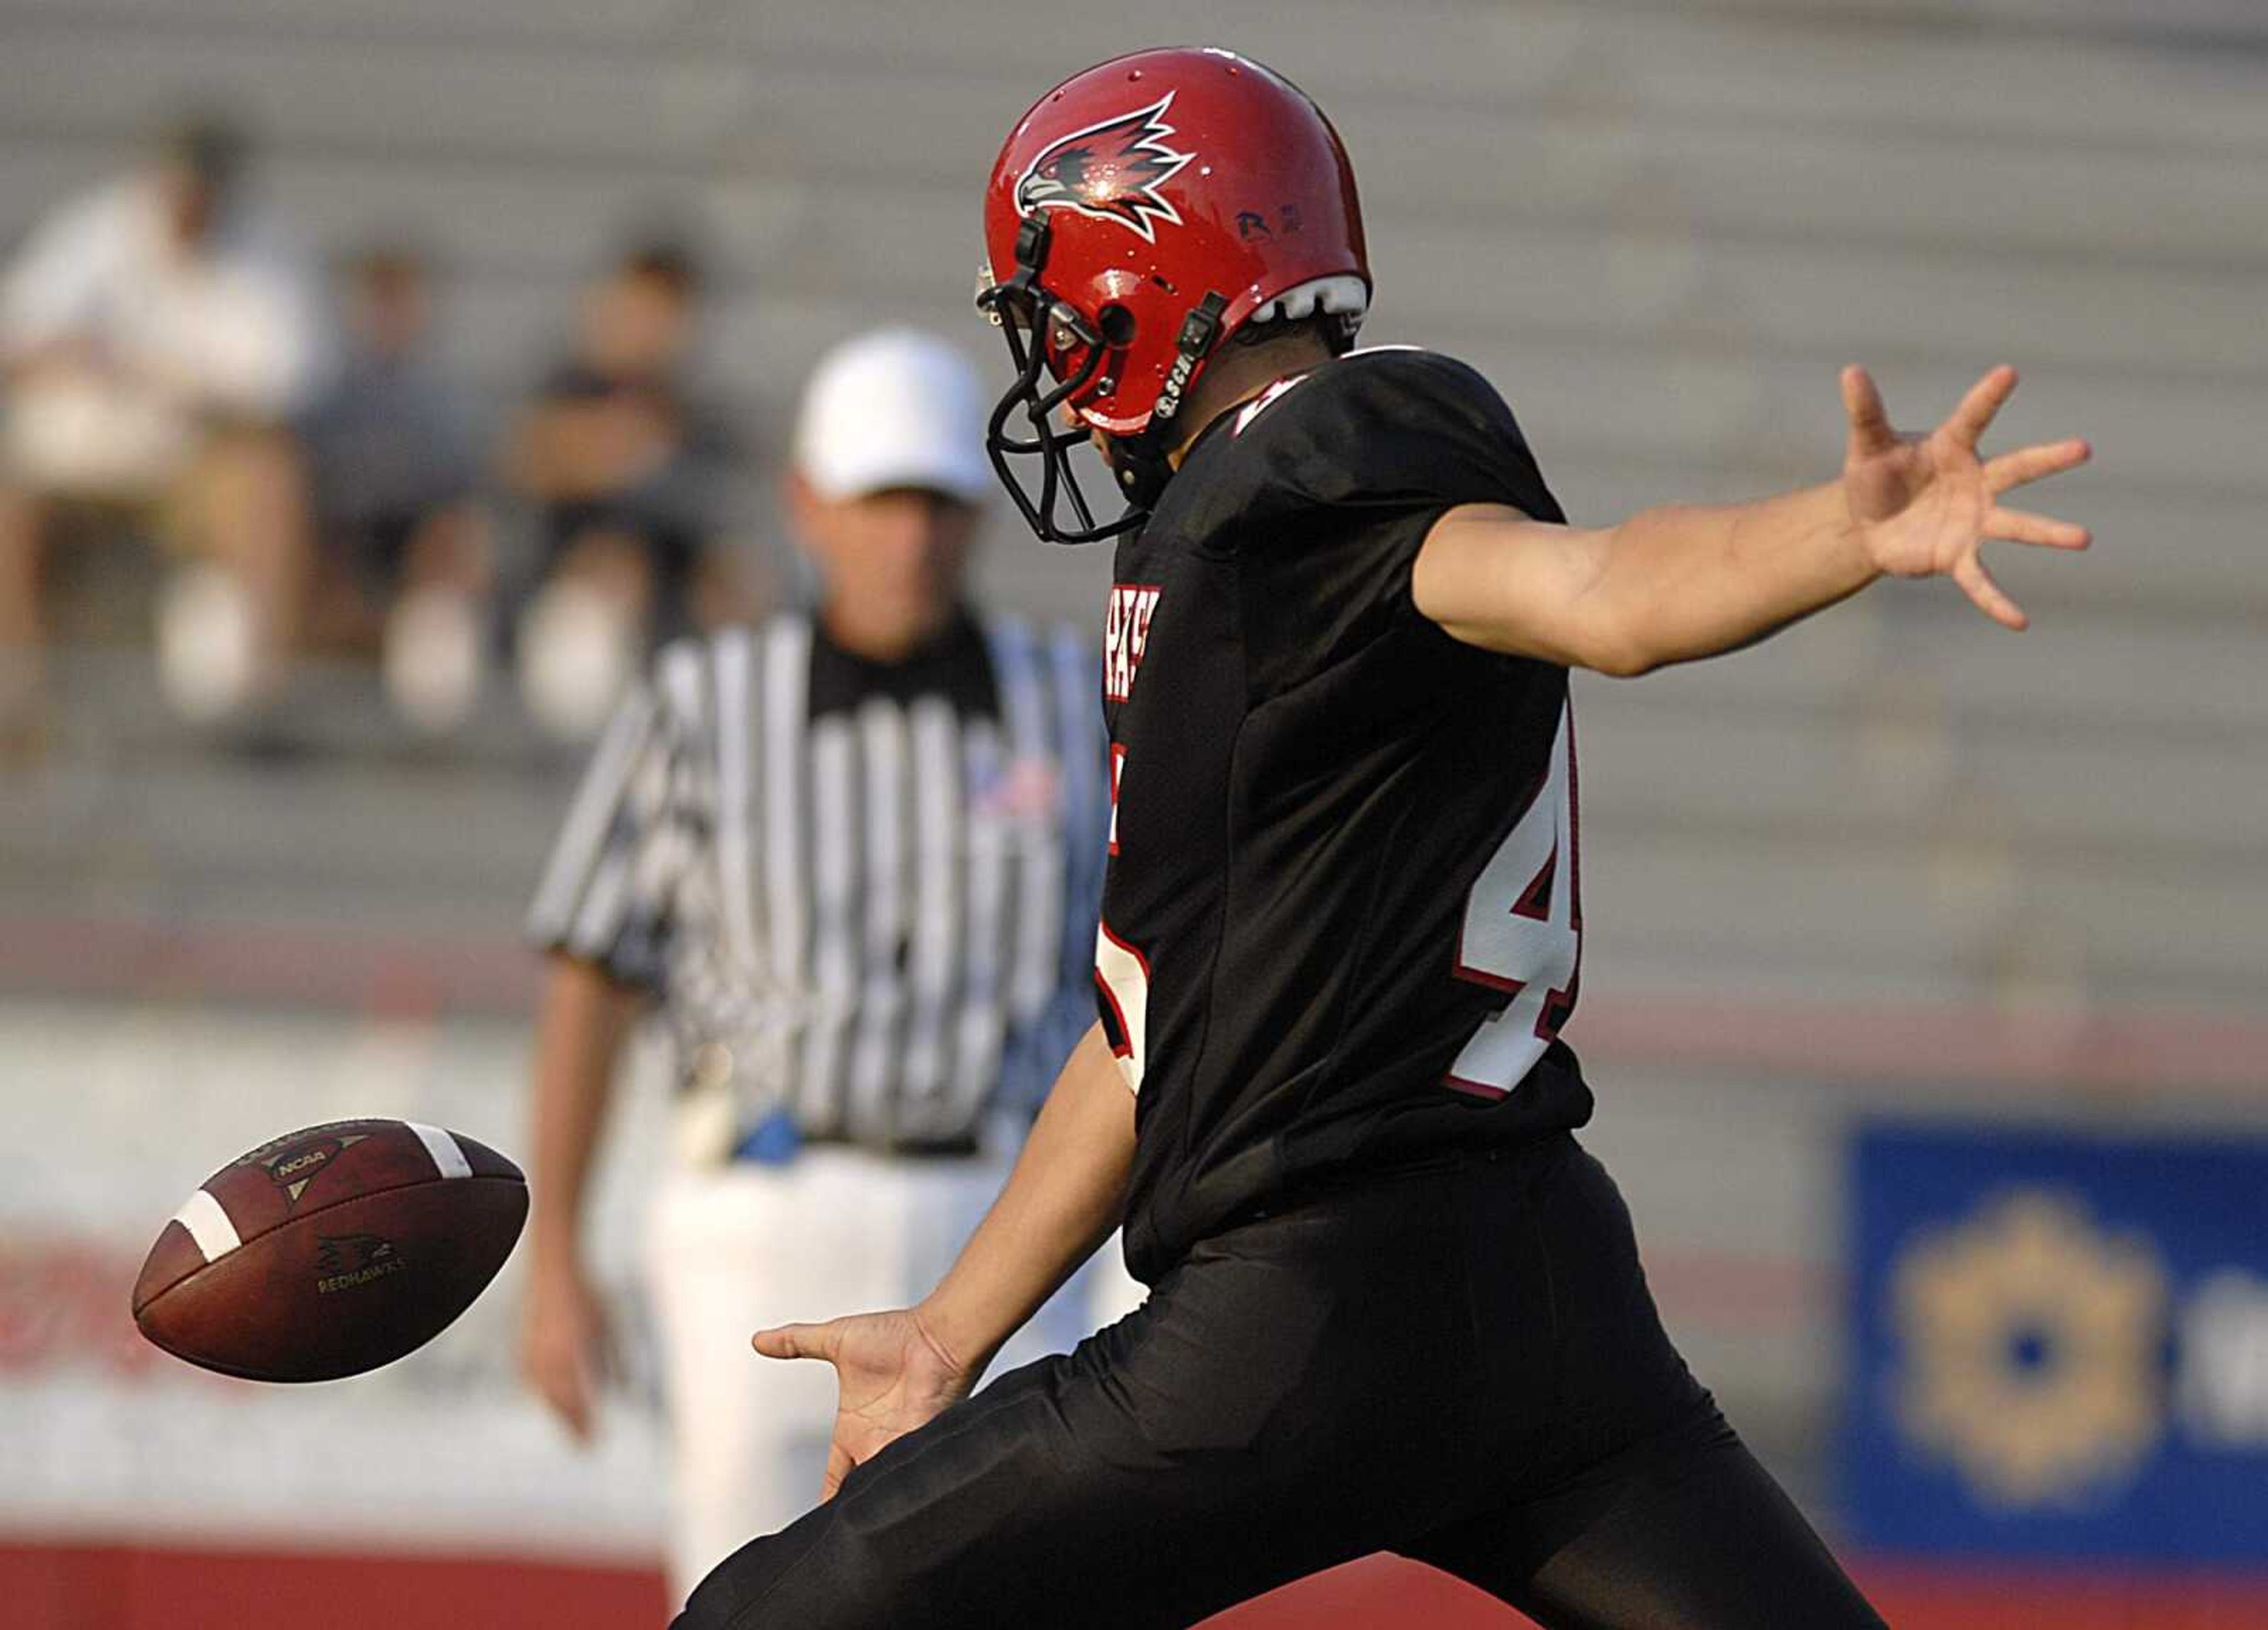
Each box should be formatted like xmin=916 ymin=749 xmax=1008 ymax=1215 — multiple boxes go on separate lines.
xmin=1014 ymin=94 xmax=1195 ymax=244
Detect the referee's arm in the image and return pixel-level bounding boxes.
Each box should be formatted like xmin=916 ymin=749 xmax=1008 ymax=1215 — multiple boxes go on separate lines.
xmin=517 ymin=667 xmax=687 ymax=1440
xmin=521 ymin=954 xmax=641 ymax=1440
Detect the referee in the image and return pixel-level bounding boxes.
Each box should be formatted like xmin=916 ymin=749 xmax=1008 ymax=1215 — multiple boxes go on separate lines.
xmin=517 ymin=328 xmax=1113 ymax=1602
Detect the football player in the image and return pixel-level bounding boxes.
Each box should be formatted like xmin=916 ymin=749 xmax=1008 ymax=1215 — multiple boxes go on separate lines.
xmin=675 ymin=48 xmax=2090 ymax=1629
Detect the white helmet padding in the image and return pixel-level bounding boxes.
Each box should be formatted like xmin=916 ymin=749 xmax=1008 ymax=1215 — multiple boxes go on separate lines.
xmin=1246 ymin=274 xmax=1370 ymax=331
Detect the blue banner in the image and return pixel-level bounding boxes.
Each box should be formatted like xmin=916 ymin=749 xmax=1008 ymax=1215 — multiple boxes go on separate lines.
xmin=1845 ymin=1121 xmax=2268 ymax=1564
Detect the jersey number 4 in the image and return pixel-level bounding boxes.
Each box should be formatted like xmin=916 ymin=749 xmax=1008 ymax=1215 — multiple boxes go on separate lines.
xmin=1445 ymin=700 xmax=1581 ymax=1098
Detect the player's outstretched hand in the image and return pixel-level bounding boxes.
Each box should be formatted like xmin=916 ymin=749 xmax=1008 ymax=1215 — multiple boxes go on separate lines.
xmin=1840 ymin=364 xmax=2091 ymax=630
xmin=755 ymin=1305 xmax=975 ymax=1501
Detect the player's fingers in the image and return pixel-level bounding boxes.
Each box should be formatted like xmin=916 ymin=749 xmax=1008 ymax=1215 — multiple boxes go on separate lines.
xmin=1951 ymin=550 xmax=2028 ymax=630
xmin=1985 ymin=437 xmax=2090 ymax=494
xmin=753 ymin=1320 xmax=839 ymax=1363
xmin=1841 ymin=364 xmax=1896 ymax=457
xmin=1945 ymin=364 xmax=2018 ymax=450
xmin=1986 ymin=506 xmax=2091 ymax=550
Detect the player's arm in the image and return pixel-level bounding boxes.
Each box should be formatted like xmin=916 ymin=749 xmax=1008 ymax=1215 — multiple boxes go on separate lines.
xmin=919 ymin=1021 xmax=1135 ymax=1365
xmin=519 ymin=952 xmax=642 ymax=1441
xmin=755 ymin=1022 xmax=1135 ymax=1499
xmin=1413 ymin=365 xmax=2091 ymax=675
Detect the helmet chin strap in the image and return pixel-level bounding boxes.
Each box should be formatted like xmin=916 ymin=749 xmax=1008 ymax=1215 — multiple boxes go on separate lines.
xmin=1102 ymin=290 xmax=1229 ymax=511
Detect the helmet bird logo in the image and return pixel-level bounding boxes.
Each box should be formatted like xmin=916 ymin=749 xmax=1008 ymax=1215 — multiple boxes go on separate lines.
xmin=1014 ymin=95 xmax=1195 ymax=243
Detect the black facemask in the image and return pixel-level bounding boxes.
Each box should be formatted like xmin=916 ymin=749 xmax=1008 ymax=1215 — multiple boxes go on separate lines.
xmin=976 ymin=215 xmax=1223 ymax=546
xmin=975 ymin=277 xmax=1144 ymax=546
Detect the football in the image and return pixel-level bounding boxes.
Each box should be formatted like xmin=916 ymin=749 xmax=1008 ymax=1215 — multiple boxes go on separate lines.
xmin=132 ymin=1119 xmax=528 ymax=1383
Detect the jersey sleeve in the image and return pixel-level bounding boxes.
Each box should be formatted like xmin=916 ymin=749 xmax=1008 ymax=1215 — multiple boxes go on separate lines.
xmin=1187 ymin=350 xmax=1565 ymax=697
xmin=523 ymin=641 xmax=706 ymax=990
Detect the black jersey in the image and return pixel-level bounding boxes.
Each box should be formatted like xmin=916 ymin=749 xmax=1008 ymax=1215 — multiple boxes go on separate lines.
xmin=1097 ymin=347 xmax=1595 ymax=1282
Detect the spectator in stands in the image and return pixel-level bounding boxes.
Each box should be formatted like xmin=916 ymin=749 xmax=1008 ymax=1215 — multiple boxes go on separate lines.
xmin=505 ymin=237 xmax=742 ymax=741
xmin=301 ymin=244 xmax=492 ymax=735
xmin=0 ymin=115 xmax=328 ymax=748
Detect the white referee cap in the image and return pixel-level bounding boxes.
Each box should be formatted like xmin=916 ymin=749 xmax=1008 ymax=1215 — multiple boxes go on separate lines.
xmin=793 ymin=328 xmax=995 ymax=506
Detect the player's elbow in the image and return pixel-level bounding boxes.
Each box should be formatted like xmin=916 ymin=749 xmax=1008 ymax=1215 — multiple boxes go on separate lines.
xmin=1418 ymin=514 xmax=1661 ymax=675
xmin=1558 ymin=529 xmax=1664 ymax=678
xmin=1577 ymin=631 xmax=1660 ymax=680
xmin=1560 ymin=589 xmax=1661 ymax=679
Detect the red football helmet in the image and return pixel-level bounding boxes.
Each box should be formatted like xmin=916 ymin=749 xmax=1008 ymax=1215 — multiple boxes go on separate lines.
xmin=977 ymin=47 xmax=1370 ymax=542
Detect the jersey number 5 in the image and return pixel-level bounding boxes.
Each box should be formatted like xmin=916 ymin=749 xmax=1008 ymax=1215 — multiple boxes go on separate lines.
xmin=1094 ymin=921 xmax=1149 ymax=1094
xmin=1445 ymin=700 xmax=1581 ymax=1098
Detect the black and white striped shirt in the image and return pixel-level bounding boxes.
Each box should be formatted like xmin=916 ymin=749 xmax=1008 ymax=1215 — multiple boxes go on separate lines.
xmin=528 ymin=608 xmax=1106 ymax=1156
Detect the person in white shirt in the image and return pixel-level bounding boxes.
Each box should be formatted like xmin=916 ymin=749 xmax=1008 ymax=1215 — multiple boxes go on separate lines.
xmin=0 ymin=117 xmax=330 ymax=744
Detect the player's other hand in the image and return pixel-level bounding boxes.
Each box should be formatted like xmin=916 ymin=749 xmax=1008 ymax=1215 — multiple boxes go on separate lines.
xmin=519 ymin=1256 xmax=614 ymax=1443
xmin=754 ymin=1305 xmax=975 ymax=1501
xmin=1840 ymin=363 xmax=2092 ymax=630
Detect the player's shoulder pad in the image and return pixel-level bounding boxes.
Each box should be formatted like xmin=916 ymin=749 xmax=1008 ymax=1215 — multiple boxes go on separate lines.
xmin=1178 ymin=345 xmax=1555 ymax=537
xmin=1224 ymin=345 xmax=1503 ymax=441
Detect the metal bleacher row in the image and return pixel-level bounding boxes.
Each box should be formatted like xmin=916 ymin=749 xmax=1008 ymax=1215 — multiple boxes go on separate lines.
xmin=1 ymin=0 xmax=2263 ymax=1039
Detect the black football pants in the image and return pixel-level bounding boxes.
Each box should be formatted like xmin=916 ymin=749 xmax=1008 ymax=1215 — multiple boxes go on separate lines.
xmin=673 ymin=1135 xmax=1887 ymax=1629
